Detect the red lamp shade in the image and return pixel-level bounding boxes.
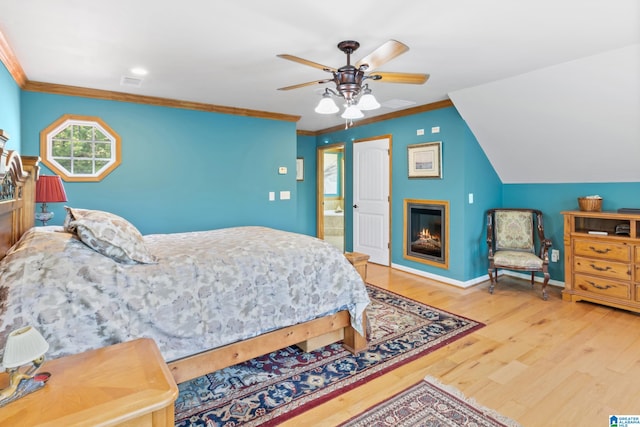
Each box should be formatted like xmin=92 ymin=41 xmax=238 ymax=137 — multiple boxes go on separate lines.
xmin=35 ymin=175 xmax=67 ymax=203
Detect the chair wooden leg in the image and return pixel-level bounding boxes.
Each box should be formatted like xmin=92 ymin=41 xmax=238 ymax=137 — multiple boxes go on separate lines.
xmin=488 ymin=268 xmax=496 ymax=294
xmin=541 ymin=271 xmax=550 ymax=301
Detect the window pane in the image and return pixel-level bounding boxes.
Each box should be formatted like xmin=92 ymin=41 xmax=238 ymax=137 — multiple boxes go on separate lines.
xmin=94 ymin=142 xmax=111 ymax=158
xmin=54 ymin=127 xmax=72 ymax=140
xmin=56 ymin=158 xmax=72 ymax=172
xmin=73 ymin=141 xmax=93 ymax=158
xmin=73 ymin=125 xmax=93 ymax=141
xmin=94 ymin=129 xmax=109 ymax=141
xmin=95 ymin=160 xmax=110 ymax=172
xmin=74 ymin=159 xmax=94 ymax=174
xmin=52 ymin=140 xmax=71 ymax=157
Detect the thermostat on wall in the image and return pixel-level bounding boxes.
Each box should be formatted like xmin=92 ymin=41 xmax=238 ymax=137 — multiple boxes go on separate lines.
xmin=278 ymin=167 xmax=287 ymax=174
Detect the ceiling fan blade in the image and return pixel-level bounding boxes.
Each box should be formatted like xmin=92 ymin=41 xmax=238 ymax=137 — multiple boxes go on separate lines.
xmin=277 ymin=54 xmax=336 ymax=72
xmin=277 ymin=79 xmax=333 ymax=91
xmin=372 ymin=72 xmax=430 ymax=85
xmin=356 ymin=40 xmax=409 ymax=71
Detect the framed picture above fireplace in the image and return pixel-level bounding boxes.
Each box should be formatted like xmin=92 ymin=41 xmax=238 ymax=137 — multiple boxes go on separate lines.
xmin=407 ymin=141 xmax=442 ymax=178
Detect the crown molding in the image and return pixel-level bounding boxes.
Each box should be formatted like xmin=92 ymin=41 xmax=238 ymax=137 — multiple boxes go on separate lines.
xmin=22 ymin=81 xmax=300 ymax=122
xmin=0 ymin=31 xmax=27 ymax=87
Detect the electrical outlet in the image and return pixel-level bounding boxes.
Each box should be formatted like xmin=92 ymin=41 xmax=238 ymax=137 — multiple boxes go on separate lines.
xmin=551 ymin=249 xmax=559 ymax=262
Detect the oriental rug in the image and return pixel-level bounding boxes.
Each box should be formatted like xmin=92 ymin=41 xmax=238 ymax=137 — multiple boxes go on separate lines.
xmin=340 ymin=376 xmax=522 ymax=427
xmin=174 ymin=285 xmax=484 ymax=426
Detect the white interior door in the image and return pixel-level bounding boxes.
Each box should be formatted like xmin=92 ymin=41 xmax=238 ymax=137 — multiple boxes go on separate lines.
xmin=353 ymin=137 xmax=390 ymax=265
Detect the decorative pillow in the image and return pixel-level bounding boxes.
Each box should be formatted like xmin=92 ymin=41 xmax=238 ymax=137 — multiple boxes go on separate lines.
xmin=63 ymin=206 xmax=93 ymax=233
xmin=67 ymin=208 xmax=158 ymax=264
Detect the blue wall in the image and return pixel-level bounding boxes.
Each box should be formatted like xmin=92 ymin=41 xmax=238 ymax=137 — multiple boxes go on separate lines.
xmin=503 ymin=182 xmax=640 ymax=281
xmin=0 ymin=63 xmax=21 ymax=151
xmin=20 ymin=92 xmax=299 ymax=234
xmin=314 ymin=106 xmax=501 ymax=282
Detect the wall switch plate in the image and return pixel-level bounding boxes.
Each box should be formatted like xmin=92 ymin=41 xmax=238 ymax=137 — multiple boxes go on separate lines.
xmin=551 ymin=249 xmax=559 ymax=262
xmin=468 ymin=193 xmax=474 ymax=204
xmin=280 ymin=190 xmax=290 ymax=200
xmin=278 ymin=167 xmax=287 ymax=174
xmin=269 ymin=191 xmax=275 ymax=201
xmin=431 ymin=126 xmax=440 ymax=133
xmin=417 ymin=129 xmax=424 ymax=136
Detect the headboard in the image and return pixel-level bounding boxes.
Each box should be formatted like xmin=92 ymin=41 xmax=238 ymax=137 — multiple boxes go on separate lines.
xmin=0 ymin=132 xmax=40 ymax=260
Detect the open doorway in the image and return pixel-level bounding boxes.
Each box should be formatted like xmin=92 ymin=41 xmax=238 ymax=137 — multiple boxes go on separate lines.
xmin=317 ymin=143 xmax=345 ymax=252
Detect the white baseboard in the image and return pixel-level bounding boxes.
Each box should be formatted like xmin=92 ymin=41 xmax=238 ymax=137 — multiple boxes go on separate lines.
xmin=390 ymin=263 xmax=565 ymax=289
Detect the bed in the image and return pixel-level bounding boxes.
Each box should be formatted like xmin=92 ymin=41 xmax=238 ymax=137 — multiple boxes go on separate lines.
xmin=0 ymin=147 xmax=369 ymax=384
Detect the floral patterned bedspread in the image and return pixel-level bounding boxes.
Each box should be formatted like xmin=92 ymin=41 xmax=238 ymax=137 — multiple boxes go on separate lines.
xmin=0 ymin=226 xmax=370 ymax=362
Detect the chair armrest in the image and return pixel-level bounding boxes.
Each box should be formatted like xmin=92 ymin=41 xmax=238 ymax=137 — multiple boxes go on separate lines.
xmin=539 ymin=238 xmax=552 ymax=261
xmin=486 ymin=211 xmax=495 ymax=257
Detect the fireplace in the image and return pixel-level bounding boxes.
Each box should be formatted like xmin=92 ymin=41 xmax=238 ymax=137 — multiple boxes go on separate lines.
xmin=403 ymin=199 xmax=449 ymax=269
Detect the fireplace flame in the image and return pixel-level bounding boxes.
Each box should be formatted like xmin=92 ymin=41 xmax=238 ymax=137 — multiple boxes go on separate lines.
xmin=418 ymin=228 xmax=440 ymax=241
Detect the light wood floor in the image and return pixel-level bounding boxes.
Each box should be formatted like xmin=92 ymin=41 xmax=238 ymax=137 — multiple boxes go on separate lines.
xmin=283 ymin=263 xmax=640 ymax=426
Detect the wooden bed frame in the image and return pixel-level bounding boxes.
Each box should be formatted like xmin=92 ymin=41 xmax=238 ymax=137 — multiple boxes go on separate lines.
xmin=0 ymin=145 xmax=367 ymax=384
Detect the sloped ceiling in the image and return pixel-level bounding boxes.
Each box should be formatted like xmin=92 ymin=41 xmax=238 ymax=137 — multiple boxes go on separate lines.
xmin=450 ymin=44 xmax=640 ymax=183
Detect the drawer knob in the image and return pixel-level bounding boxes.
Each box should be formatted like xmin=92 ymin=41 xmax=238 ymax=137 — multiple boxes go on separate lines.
xmin=589 ymin=246 xmax=611 ymax=254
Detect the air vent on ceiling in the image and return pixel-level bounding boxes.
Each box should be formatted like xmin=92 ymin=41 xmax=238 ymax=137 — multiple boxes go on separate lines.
xmin=381 ymin=99 xmax=416 ymax=109
xmin=120 ymin=75 xmax=144 ymax=87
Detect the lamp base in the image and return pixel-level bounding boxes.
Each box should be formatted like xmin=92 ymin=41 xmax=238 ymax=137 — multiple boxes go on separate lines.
xmin=35 ymin=211 xmax=54 ymax=226
xmin=0 ymin=372 xmax=50 ymax=407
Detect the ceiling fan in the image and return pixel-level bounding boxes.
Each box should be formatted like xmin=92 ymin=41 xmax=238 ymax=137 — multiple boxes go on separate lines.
xmin=277 ymin=40 xmax=429 ymax=120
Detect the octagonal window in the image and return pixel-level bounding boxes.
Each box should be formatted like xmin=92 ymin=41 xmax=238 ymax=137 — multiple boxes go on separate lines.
xmin=40 ymin=115 xmax=121 ymax=182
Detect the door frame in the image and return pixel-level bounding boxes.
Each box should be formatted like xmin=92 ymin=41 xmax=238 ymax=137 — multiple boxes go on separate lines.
xmin=352 ymin=134 xmax=392 ymax=265
xmin=316 ymin=142 xmax=345 ymax=242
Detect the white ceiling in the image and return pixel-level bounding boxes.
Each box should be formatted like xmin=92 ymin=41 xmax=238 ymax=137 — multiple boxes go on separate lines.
xmin=1 ymin=0 xmax=639 ymax=182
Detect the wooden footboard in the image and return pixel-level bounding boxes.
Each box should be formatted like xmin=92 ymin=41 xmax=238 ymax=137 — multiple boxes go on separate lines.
xmin=169 ymin=310 xmax=367 ymax=384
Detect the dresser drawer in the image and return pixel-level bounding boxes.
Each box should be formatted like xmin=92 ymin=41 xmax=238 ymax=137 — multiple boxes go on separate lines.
xmin=574 ymin=256 xmax=631 ymax=281
xmin=574 ymin=274 xmax=631 ymax=300
xmin=635 ymin=246 xmax=640 ymax=264
xmin=574 ymin=240 xmax=630 ymax=262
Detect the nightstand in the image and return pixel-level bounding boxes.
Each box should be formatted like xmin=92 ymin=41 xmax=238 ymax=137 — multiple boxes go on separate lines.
xmin=0 ymin=338 xmax=178 ymax=426
xmin=345 ymin=252 xmax=370 ymax=281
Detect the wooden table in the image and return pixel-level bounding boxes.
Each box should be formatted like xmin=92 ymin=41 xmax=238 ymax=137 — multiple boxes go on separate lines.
xmin=0 ymin=338 xmax=178 ymax=427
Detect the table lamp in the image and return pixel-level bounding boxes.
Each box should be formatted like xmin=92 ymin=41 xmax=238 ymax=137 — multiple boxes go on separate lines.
xmin=35 ymin=175 xmax=67 ymax=226
xmin=0 ymin=326 xmax=50 ymax=405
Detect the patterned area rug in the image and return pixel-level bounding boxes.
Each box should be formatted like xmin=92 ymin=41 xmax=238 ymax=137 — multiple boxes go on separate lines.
xmin=175 ymin=285 xmax=484 ymax=426
xmin=340 ymin=376 xmax=522 ymax=427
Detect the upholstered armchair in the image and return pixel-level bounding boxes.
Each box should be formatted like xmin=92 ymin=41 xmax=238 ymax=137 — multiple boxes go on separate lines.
xmin=486 ymin=208 xmax=552 ymax=300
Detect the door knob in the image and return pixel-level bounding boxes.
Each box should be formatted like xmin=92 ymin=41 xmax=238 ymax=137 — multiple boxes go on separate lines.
xmin=353 ymin=204 xmax=358 ymax=208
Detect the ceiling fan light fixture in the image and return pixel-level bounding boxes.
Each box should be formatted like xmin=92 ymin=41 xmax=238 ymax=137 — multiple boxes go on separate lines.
xmin=341 ymin=104 xmax=364 ymax=119
xmin=357 ymin=87 xmax=381 ymax=111
xmin=315 ymin=93 xmax=339 ymax=114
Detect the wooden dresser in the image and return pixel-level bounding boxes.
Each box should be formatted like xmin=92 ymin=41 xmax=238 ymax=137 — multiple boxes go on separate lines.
xmin=562 ymin=210 xmax=640 ymax=313
xmin=0 ymin=338 xmax=178 ymax=427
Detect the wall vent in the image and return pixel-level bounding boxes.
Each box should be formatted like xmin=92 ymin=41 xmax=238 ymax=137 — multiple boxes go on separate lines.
xmin=120 ymin=76 xmax=143 ymax=87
